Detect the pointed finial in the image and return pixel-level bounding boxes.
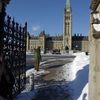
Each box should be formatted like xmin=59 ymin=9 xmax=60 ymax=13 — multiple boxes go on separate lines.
xmin=66 ymin=0 xmax=71 ymax=9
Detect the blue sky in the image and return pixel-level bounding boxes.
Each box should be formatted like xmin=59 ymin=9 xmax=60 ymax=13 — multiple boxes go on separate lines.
xmin=6 ymin=0 xmax=90 ymax=36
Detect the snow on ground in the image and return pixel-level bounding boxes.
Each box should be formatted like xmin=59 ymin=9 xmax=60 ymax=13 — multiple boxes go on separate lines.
xmin=15 ymin=52 xmax=89 ymax=100
xmin=78 ymin=83 xmax=88 ymax=100
xmin=14 ymin=90 xmax=36 ymax=100
xmin=14 ymin=68 xmax=50 ymax=100
xmin=68 ymin=52 xmax=89 ymax=100
xmin=70 ymin=52 xmax=89 ymax=81
xmin=26 ymin=68 xmax=49 ymax=77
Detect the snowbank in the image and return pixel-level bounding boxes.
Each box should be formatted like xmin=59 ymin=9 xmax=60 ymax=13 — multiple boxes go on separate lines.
xmin=14 ymin=90 xmax=35 ymax=100
xmin=26 ymin=68 xmax=49 ymax=77
xmin=78 ymin=83 xmax=88 ymax=100
xmin=70 ymin=52 xmax=89 ymax=81
xmin=68 ymin=52 xmax=89 ymax=100
xmin=15 ymin=52 xmax=89 ymax=100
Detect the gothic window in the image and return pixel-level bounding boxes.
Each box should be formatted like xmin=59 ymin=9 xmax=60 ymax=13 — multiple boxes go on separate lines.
xmin=65 ymin=22 xmax=70 ymax=35
xmin=67 ymin=38 xmax=68 ymax=43
xmin=65 ymin=16 xmax=70 ymax=20
xmin=68 ymin=22 xmax=69 ymax=35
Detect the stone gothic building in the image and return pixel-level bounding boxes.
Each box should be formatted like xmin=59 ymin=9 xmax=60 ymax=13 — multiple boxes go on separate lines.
xmin=26 ymin=0 xmax=89 ymax=53
xmin=63 ymin=0 xmax=72 ymax=50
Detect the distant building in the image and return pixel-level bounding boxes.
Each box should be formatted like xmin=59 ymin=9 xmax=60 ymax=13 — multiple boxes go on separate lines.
xmin=72 ymin=34 xmax=89 ymax=52
xmin=27 ymin=32 xmax=89 ymax=53
xmin=27 ymin=31 xmax=46 ymax=52
xmin=63 ymin=0 xmax=72 ymax=50
xmin=26 ymin=0 xmax=89 ymax=53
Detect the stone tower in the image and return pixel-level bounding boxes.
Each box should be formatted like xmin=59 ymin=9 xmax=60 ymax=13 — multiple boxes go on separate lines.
xmin=63 ymin=0 xmax=72 ymax=50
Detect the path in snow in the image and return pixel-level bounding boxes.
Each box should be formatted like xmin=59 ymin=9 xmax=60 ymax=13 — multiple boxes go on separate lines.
xmin=33 ymin=83 xmax=70 ymax=100
xmin=14 ymin=52 xmax=89 ymax=100
xmin=33 ymin=63 xmax=72 ymax=100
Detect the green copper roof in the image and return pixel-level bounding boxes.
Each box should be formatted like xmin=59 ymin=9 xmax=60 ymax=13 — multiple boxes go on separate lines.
xmin=66 ymin=0 xmax=71 ymax=9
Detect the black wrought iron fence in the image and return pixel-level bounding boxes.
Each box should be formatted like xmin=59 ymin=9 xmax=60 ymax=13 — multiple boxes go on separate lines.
xmin=1 ymin=15 xmax=27 ymax=96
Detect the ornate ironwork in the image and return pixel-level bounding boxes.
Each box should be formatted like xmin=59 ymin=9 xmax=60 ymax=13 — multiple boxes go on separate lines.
xmin=0 ymin=15 xmax=27 ymax=97
xmin=4 ymin=16 xmax=27 ymax=96
xmin=0 ymin=0 xmax=27 ymax=97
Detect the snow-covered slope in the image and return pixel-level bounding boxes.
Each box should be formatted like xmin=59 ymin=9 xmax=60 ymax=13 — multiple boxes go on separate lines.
xmin=15 ymin=52 xmax=89 ymax=100
xmin=68 ymin=52 xmax=89 ymax=100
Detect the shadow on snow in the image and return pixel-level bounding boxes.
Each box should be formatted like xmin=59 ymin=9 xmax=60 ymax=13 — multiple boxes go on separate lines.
xmin=68 ymin=64 xmax=89 ymax=100
xmin=14 ymin=64 xmax=89 ymax=100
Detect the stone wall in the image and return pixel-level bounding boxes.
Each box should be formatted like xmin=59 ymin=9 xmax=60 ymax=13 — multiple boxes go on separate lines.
xmin=89 ymin=0 xmax=100 ymax=100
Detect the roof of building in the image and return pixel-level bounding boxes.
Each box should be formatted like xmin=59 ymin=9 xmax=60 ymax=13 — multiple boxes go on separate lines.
xmin=66 ymin=0 xmax=71 ymax=11
xmin=66 ymin=0 xmax=71 ymax=9
xmin=46 ymin=36 xmax=63 ymax=41
xmin=30 ymin=36 xmax=38 ymax=40
xmin=39 ymin=31 xmax=45 ymax=37
xmin=29 ymin=31 xmax=45 ymax=39
xmin=72 ymin=35 xmax=88 ymax=41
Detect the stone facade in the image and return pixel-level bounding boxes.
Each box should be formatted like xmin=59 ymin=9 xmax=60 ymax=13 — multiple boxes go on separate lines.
xmin=28 ymin=31 xmax=46 ymax=52
xmin=27 ymin=31 xmax=63 ymax=53
xmin=27 ymin=32 xmax=89 ymax=53
xmin=89 ymin=0 xmax=100 ymax=100
xmin=26 ymin=0 xmax=89 ymax=53
xmin=46 ymin=36 xmax=63 ymax=51
xmin=63 ymin=0 xmax=72 ymax=50
xmin=72 ymin=35 xmax=89 ymax=52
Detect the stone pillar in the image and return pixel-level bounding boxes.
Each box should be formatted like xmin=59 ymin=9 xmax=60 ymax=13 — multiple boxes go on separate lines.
xmin=89 ymin=1 xmax=100 ymax=100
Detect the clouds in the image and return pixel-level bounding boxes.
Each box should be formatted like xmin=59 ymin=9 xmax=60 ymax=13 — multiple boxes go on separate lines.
xmin=30 ymin=25 xmax=42 ymax=35
xmin=32 ymin=25 xmax=41 ymax=32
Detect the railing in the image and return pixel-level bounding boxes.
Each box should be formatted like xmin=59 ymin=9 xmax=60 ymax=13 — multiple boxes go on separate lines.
xmin=1 ymin=15 xmax=27 ymax=96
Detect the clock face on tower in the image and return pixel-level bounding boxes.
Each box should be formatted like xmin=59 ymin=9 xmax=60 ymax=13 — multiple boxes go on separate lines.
xmin=67 ymin=9 xmax=70 ymax=12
